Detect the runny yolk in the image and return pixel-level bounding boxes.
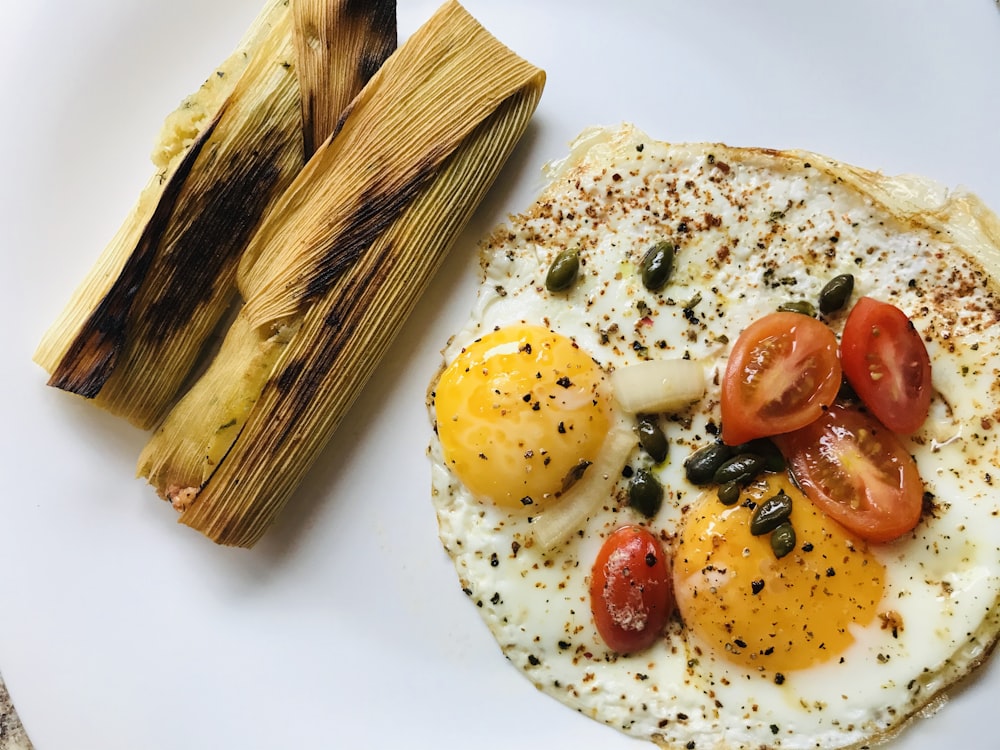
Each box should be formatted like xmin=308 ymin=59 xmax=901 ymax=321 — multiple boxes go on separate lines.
xmin=434 ymin=325 xmax=611 ymax=509
xmin=672 ymin=474 xmax=886 ymax=672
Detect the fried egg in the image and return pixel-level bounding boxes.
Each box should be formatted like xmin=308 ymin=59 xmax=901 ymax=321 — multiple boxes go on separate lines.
xmin=434 ymin=324 xmax=613 ymax=510
xmin=427 ymin=124 xmax=1000 ymax=749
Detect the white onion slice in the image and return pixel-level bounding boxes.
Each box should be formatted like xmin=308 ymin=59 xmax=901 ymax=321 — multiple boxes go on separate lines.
xmin=610 ymin=358 xmax=707 ymax=414
xmin=530 ymin=413 xmax=635 ymax=550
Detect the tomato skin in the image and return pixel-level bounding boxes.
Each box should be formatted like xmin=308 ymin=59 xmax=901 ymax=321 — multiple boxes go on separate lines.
xmin=841 ymin=297 xmax=932 ymax=434
xmin=589 ymin=525 xmax=673 ymax=653
xmin=772 ymin=404 xmax=924 ymax=543
xmin=721 ymin=312 xmax=842 ymax=445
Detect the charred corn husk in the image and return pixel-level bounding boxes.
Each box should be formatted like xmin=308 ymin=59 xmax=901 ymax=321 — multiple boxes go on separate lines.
xmin=294 ymin=0 xmax=396 ymax=158
xmin=34 ymin=0 xmax=396 ymax=429
xmin=139 ymin=0 xmax=545 ymax=547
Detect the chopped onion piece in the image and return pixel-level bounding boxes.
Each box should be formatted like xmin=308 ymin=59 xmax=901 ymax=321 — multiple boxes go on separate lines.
xmin=531 ymin=413 xmax=635 ymax=550
xmin=610 ymin=358 xmax=706 ymax=414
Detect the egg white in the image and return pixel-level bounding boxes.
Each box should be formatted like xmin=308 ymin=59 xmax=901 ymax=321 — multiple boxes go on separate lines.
xmin=428 ymin=125 xmax=1000 ymax=750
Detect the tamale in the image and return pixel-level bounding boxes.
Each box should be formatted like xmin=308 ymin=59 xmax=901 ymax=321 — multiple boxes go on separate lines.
xmin=294 ymin=0 xmax=397 ymax=158
xmin=140 ymin=0 xmax=546 ymax=547
xmin=34 ymin=0 xmax=396 ymax=429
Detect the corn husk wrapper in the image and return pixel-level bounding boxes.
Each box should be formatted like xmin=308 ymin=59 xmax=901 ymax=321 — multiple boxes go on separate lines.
xmin=34 ymin=0 xmax=396 ymax=429
xmin=139 ymin=0 xmax=545 ymax=547
xmin=294 ymin=0 xmax=396 ymax=158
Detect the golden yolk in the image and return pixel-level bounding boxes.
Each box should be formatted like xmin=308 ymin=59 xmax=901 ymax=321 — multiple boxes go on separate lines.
xmin=434 ymin=325 xmax=611 ymax=509
xmin=672 ymin=474 xmax=885 ymax=672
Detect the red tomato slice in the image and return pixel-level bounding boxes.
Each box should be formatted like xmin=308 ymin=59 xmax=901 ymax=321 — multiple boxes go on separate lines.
xmin=589 ymin=525 xmax=673 ymax=653
xmin=841 ymin=297 xmax=932 ymax=434
xmin=772 ymin=404 xmax=924 ymax=542
xmin=721 ymin=312 xmax=842 ymax=445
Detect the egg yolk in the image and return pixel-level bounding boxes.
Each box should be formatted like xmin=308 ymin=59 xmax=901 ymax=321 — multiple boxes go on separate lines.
xmin=672 ymin=474 xmax=885 ymax=672
xmin=434 ymin=325 xmax=611 ymax=509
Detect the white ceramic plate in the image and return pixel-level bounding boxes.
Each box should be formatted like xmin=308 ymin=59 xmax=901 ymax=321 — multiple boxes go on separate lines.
xmin=2 ymin=1 xmax=999 ymax=748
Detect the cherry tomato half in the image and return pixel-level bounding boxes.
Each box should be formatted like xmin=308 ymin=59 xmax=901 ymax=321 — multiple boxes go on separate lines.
xmin=589 ymin=525 xmax=673 ymax=653
xmin=840 ymin=297 xmax=932 ymax=434
xmin=721 ymin=312 xmax=842 ymax=445
xmin=772 ymin=404 xmax=924 ymax=543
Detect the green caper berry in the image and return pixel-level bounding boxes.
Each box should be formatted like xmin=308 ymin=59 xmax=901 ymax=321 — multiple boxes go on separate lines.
xmin=818 ymin=273 xmax=855 ymax=314
xmin=713 ymin=453 xmax=767 ymax=486
xmin=733 ymin=438 xmax=786 ymax=473
xmin=750 ymin=490 xmax=794 ymax=536
xmin=545 ymin=247 xmax=580 ymax=292
xmin=640 ymin=241 xmax=675 ymax=292
xmin=628 ymin=468 xmax=664 ymax=518
xmin=637 ymin=414 xmax=668 ymax=464
xmin=770 ymin=521 xmax=797 ymax=559
xmin=717 ymin=481 xmax=741 ymax=506
xmin=777 ymin=300 xmax=817 ymax=317
xmin=684 ymin=442 xmax=735 ymax=486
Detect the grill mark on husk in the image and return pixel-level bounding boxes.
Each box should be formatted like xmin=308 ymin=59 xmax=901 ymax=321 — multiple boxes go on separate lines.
xmin=299 ymin=155 xmax=439 ymax=306
xmin=266 ymin=239 xmax=396 ymax=448
xmin=48 ymin=110 xmax=225 ymax=397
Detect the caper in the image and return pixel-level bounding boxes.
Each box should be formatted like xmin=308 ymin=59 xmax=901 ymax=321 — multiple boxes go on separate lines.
xmin=545 ymin=247 xmax=580 ymax=292
xmin=684 ymin=442 xmax=734 ymax=486
xmin=770 ymin=521 xmax=797 ymax=559
xmin=628 ymin=468 xmax=664 ymax=518
xmin=640 ymin=240 xmax=675 ymax=292
xmin=717 ymin=481 xmax=742 ymax=506
xmin=777 ymin=300 xmax=816 ymax=317
xmin=733 ymin=438 xmax=786 ymax=473
xmin=637 ymin=414 xmax=668 ymax=464
xmin=818 ymin=273 xmax=855 ymax=314
xmin=713 ymin=453 xmax=767 ymax=486
xmin=750 ymin=490 xmax=794 ymax=536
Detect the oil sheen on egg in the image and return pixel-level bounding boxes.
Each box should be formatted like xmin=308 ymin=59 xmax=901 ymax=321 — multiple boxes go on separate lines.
xmin=427 ymin=125 xmax=1000 ymax=749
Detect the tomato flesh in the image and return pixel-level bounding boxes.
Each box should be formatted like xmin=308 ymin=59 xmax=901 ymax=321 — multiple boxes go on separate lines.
xmin=721 ymin=312 xmax=842 ymax=445
xmin=840 ymin=297 xmax=932 ymax=434
xmin=772 ymin=404 xmax=923 ymax=542
xmin=589 ymin=525 xmax=673 ymax=653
